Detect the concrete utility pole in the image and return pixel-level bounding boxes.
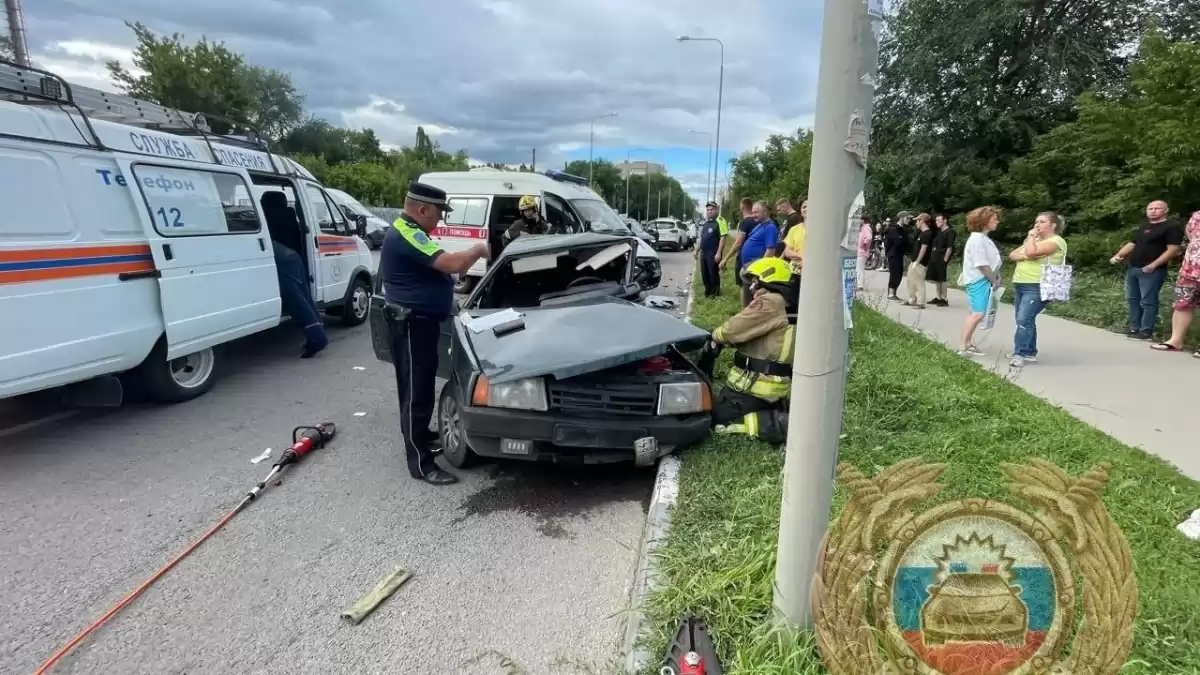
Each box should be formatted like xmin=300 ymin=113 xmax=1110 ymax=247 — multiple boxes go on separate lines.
xmin=5 ymin=0 xmax=31 ymax=66
xmin=531 ymin=148 xmax=536 ymax=172
xmin=772 ymin=0 xmax=882 ymax=628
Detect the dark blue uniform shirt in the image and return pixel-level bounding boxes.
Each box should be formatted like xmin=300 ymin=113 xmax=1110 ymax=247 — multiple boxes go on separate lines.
xmin=699 ymin=218 xmax=723 ymax=252
xmin=379 ymin=214 xmax=454 ymax=320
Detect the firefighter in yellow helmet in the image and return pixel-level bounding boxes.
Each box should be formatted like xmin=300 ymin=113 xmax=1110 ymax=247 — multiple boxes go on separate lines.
xmin=701 ymin=256 xmax=795 ymax=443
xmin=503 ymin=194 xmax=551 ymax=243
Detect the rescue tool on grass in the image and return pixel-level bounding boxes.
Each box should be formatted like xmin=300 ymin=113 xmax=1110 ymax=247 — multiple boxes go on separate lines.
xmin=33 ymin=423 xmax=337 ymax=675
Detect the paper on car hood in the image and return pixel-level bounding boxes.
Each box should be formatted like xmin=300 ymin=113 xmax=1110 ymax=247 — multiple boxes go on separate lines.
xmin=463 ymin=295 xmax=709 ymax=384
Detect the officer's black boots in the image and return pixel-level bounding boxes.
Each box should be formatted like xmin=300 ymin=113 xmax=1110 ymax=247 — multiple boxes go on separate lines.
xmin=421 ymin=468 xmax=458 ymax=485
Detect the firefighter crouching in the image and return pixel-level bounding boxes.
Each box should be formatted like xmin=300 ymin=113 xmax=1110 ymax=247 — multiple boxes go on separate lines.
xmin=701 ymin=257 xmax=795 ymax=443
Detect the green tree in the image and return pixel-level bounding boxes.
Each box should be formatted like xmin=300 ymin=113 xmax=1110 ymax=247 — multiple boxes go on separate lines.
xmin=726 ymin=131 xmax=813 ymax=214
xmin=243 ymin=65 xmax=305 ymax=141
xmin=324 ymin=162 xmax=405 ymax=207
xmin=565 ymin=159 xmax=624 ymax=206
xmin=106 ymin=22 xmax=254 ymax=134
xmin=1008 ymin=33 xmax=1200 ymax=236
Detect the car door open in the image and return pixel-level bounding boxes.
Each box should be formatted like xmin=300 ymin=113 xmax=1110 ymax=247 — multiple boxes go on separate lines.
xmin=121 ymin=159 xmax=281 ymax=360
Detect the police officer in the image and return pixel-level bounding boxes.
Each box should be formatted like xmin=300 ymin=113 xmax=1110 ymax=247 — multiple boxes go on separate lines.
xmin=503 ymin=194 xmax=550 ymax=243
xmin=694 ymin=201 xmax=728 ymax=298
xmin=380 ymin=182 xmax=488 ymax=486
xmin=701 ymin=257 xmax=795 ymax=443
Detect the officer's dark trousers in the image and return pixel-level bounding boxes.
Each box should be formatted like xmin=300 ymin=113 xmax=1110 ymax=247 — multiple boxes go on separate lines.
xmin=272 ymin=242 xmax=327 ymax=350
xmin=390 ymin=313 xmax=441 ymax=478
xmin=699 ymin=249 xmax=721 ymax=297
xmin=886 ymin=256 xmax=906 ymax=294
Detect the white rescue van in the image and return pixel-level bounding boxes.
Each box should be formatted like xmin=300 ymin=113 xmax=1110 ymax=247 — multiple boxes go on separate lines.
xmin=0 ymin=61 xmax=375 ymax=403
xmin=418 ymin=168 xmax=662 ymax=294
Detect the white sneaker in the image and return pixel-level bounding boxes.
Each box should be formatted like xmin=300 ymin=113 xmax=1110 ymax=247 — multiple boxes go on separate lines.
xmin=1023 ymin=356 xmax=1038 ymax=363
xmin=1010 ymin=356 xmax=1025 ymax=368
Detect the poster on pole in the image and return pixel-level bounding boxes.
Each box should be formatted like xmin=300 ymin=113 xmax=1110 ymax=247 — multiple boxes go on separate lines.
xmin=841 ymin=190 xmax=866 ymax=250
xmin=842 ymin=256 xmax=857 ymax=330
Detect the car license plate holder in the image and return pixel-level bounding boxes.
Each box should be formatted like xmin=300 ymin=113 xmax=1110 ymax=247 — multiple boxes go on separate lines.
xmin=500 ymin=438 xmax=533 ymax=456
xmin=554 ymin=424 xmax=648 ymax=448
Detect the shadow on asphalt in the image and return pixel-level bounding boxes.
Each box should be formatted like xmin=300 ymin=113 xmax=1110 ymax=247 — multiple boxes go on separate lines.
xmin=451 ymin=461 xmax=656 ymax=540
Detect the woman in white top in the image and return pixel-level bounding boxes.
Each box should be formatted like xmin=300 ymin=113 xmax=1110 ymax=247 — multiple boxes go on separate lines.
xmin=957 ymin=206 xmax=1003 ymax=356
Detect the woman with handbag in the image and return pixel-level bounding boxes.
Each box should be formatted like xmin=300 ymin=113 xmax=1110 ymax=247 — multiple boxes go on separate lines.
xmin=1151 ymin=210 xmax=1200 ymax=356
xmin=1006 ymin=212 xmax=1068 ymax=368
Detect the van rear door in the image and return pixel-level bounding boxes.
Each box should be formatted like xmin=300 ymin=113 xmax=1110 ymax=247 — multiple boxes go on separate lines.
xmin=432 ymin=195 xmax=491 ymax=277
xmin=119 ymin=159 xmax=281 ymax=359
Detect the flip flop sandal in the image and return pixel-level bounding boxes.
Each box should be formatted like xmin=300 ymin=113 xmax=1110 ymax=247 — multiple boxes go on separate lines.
xmin=1151 ymin=343 xmax=1180 ymax=351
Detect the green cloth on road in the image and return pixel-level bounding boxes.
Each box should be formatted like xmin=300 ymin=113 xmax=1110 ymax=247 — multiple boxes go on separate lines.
xmin=340 ymin=566 xmax=412 ymax=625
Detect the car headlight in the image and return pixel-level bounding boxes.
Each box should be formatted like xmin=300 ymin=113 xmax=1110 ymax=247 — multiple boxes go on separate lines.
xmin=657 ymin=381 xmax=712 ymax=415
xmin=471 ymin=375 xmax=548 ymax=411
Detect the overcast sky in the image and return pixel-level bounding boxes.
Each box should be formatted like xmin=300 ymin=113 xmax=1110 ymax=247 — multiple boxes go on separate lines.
xmin=22 ymin=0 xmax=824 ymax=203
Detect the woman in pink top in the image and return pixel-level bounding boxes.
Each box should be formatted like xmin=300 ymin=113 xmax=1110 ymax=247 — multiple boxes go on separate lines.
xmin=1152 ymin=210 xmax=1200 ymax=356
xmin=856 ymin=215 xmax=873 ymax=291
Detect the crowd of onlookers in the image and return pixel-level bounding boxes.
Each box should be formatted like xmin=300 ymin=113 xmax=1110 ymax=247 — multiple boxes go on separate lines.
xmin=867 ymin=200 xmax=1199 ymax=367
xmin=700 ymin=195 xmax=1200 ymax=367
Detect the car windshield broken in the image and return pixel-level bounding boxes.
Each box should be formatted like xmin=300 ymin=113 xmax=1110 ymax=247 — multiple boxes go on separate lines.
xmin=471 ymin=237 xmax=634 ymax=310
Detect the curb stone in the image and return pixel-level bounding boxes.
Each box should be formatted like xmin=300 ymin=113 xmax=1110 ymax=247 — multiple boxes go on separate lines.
xmin=621 ymin=271 xmax=693 ymax=674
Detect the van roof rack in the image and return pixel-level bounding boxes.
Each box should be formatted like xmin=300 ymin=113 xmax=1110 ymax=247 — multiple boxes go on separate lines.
xmin=0 ymin=58 xmax=283 ymax=173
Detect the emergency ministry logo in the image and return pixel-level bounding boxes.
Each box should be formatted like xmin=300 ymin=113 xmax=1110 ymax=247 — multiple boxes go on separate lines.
xmin=413 ymin=231 xmax=431 ymax=245
xmin=814 ymin=458 xmax=1137 ymax=675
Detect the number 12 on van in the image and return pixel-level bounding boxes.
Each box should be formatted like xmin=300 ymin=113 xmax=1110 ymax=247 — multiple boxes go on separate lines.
xmin=156 ymin=207 xmax=185 ymax=228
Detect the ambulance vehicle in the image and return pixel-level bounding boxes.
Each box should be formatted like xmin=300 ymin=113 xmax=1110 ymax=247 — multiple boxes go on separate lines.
xmin=0 ymin=61 xmax=374 ymax=404
xmin=418 ymin=168 xmax=662 ymax=294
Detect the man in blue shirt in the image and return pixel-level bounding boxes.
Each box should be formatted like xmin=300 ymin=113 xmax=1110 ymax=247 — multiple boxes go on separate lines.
xmin=732 ymin=200 xmax=779 ymax=307
xmin=380 ymin=182 xmax=487 ymax=486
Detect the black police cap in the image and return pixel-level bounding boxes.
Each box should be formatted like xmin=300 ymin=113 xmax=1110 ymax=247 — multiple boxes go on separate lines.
xmin=705 ymin=201 xmax=719 ymax=209
xmin=407 ymin=181 xmax=453 ymax=212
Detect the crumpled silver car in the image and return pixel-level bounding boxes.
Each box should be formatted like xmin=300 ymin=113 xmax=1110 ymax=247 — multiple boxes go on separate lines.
xmin=369 ymin=232 xmax=713 ymax=468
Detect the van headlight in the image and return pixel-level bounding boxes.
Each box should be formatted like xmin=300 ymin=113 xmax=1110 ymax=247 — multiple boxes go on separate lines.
xmin=472 ymin=375 xmax=548 ymax=411
xmin=657 ymin=382 xmax=712 ymax=415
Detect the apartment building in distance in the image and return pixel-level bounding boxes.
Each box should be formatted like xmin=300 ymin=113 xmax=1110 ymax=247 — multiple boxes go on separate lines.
xmin=617 ymin=160 xmax=666 ymax=179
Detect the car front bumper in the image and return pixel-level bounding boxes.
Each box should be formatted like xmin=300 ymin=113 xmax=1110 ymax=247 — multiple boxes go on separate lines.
xmin=460 ymin=404 xmax=711 ymax=464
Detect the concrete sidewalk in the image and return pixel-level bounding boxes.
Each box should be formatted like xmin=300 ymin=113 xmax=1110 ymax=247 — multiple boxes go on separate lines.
xmin=860 ymin=268 xmax=1199 ymax=481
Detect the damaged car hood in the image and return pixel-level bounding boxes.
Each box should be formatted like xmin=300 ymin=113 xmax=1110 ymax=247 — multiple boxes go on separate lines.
xmin=463 ymin=295 xmax=709 ymax=384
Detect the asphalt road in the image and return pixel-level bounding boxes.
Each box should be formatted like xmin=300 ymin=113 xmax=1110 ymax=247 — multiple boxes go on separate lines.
xmin=0 ymin=249 xmax=695 ymax=675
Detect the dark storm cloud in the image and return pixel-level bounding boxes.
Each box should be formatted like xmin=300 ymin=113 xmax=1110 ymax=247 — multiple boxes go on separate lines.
xmin=24 ymin=0 xmax=823 ymax=167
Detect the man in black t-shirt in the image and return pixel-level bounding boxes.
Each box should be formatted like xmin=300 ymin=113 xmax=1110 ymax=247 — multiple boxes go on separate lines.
xmin=776 ymin=197 xmax=804 ymax=245
xmin=904 ymin=213 xmax=936 ymax=307
xmin=1110 ymin=200 xmax=1185 ymax=339
xmin=928 ymin=213 xmax=956 ymax=306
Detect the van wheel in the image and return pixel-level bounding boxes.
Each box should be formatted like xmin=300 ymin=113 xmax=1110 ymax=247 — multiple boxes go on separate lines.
xmin=453 ymin=276 xmax=478 ymax=294
xmin=340 ymin=276 xmax=371 ymax=326
xmin=438 ymin=386 xmax=477 ymax=469
xmin=134 ymin=340 xmax=218 ymax=403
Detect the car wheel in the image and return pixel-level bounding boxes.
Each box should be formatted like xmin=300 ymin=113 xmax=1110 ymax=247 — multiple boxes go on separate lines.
xmin=132 ymin=339 xmax=218 ymax=403
xmin=454 ymin=275 xmax=478 ymax=294
xmin=438 ymin=385 xmax=477 ymax=469
xmin=340 ymin=276 xmax=371 ymax=326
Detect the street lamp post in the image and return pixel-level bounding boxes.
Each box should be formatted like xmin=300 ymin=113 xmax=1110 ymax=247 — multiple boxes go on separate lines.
xmin=589 ymin=112 xmax=619 ymax=186
xmin=689 ymin=129 xmax=714 ymax=203
xmin=677 ymin=36 xmax=724 ymax=208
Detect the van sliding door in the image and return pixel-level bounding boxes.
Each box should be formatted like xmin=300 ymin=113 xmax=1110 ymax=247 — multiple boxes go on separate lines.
xmin=119 ymin=159 xmax=281 ymax=359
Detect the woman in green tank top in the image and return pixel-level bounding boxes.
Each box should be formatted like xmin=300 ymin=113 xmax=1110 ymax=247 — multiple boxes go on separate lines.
xmin=1006 ymin=212 xmax=1067 ymax=367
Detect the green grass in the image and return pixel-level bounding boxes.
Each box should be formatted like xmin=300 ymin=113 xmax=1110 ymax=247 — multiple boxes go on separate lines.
xmin=941 ymin=259 xmax=1200 ymax=348
xmin=638 ymin=264 xmax=1200 ymax=675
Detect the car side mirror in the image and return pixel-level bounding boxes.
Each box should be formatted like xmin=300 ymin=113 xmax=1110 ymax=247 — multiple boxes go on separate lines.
xmin=355 ymin=215 xmax=367 ymax=238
